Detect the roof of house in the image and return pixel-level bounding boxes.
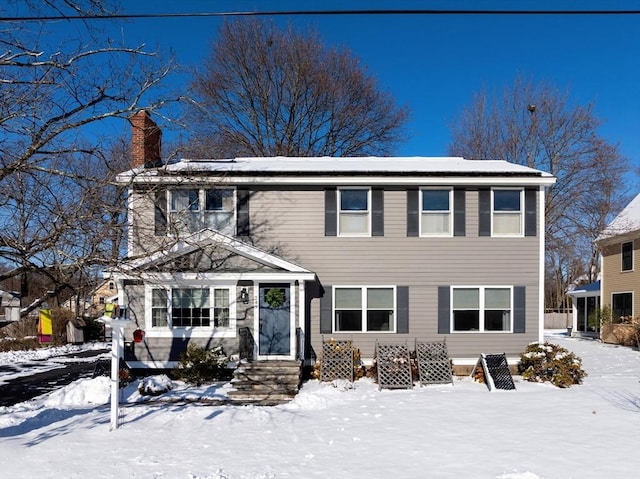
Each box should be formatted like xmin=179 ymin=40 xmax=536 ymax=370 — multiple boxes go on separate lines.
xmin=597 ymin=192 xmax=640 ymax=241
xmin=118 ymin=156 xmax=556 ymax=186
xmin=567 ymin=281 xmax=601 ymax=296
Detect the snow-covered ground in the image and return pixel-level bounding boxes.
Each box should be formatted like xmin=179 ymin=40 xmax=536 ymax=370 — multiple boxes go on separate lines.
xmin=0 ymin=332 xmax=638 ymax=479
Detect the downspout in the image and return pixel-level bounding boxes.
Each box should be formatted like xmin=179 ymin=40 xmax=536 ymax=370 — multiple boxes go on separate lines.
xmin=538 ymin=185 xmax=546 ymax=344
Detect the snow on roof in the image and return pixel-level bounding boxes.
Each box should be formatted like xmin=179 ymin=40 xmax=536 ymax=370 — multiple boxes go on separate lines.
xmin=597 ymin=192 xmax=640 ymax=241
xmin=119 ymin=157 xmax=555 ymax=182
xmin=163 ymin=156 xmax=553 ymax=176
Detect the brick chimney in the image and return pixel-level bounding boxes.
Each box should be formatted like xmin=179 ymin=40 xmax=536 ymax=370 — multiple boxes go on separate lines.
xmin=130 ymin=110 xmax=162 ymax=169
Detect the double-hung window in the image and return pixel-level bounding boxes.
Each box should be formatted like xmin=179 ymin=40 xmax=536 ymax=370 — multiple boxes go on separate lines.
xmin=622 ymin=242 xmax=633 ymax=271
xmin=492 ymin=189 xmax=523 ymax=236
xmin=421 ymin=188 xmax=452 ymax=236
xmin=338 ymin=188 xmax=370 ymax=236
xmin=171 ymin=189 xmax=200 ymax=233
xmin=452 ymin=286 xmax=512 ymax=332
xmin=334 ymin=286 xmax=395 ymax=332
xmin=205 ymin=190 xmax=235 ymax=234
xmin=169 ymin=188 xmax=235 ymax=235
xmin=150 ymin=287 xmax=232 ymax=329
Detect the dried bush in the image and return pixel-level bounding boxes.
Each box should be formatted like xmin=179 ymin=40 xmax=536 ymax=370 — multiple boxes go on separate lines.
xmin=518 ymin=341 xmax=586 ymax=388
xmin=172 ymin=344 xmax=229 ymax=386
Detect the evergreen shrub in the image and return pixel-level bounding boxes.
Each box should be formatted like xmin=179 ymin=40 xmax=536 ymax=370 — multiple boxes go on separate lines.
xmin=518 ymin=341 xmax=586 ymax=388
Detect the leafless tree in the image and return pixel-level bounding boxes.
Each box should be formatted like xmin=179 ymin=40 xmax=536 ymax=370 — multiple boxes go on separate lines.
xmin=183 ymin=19 xmax=409 ymax=158
xmin=0 ymin=1 xmax=175 ymax=315
xmin=448 ymin=76 xmax=632 ymax=310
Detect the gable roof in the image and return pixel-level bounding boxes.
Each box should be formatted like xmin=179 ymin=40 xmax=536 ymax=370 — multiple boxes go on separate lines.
xmin=118 ymin=156 xmax=556 ymax=186
xmin=597 ymin=193 xmax=640 ymax=242
xmin=121 ymin=229 xmax=314 ymax=276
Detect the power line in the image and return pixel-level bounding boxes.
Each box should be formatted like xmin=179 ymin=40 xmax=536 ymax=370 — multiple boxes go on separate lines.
xmin=1 ymin=9 xmax=639 ymax=22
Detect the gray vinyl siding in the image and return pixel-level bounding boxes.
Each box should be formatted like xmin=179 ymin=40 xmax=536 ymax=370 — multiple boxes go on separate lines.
xmin=127 ymin=184 xmax=542 ymax=362
xmin=250 ymin=187 xmax=541 ymax=360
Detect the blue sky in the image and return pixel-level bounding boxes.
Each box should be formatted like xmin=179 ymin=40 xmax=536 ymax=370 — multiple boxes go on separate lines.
xmin=79 ymin=1 xmax=640 ymax=190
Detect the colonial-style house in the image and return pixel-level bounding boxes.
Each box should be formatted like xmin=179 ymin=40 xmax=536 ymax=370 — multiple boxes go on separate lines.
xmin=111 ymin=112 xmax=555 ymax=378
xmin=595 ymin=193 xmax=640 ymax=323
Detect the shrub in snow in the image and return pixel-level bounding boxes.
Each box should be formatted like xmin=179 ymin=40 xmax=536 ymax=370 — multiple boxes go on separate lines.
xmin=518 ymin=342 xmax=586 ymax=388
xmin=138 ymin=375 xmax=173 ymax=396
xmin=172 ymin=344 xmax=229 ymax=386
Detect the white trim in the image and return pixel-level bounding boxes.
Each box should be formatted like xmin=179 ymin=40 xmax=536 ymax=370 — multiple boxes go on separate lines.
xmin=122 ymin=174 xmax=556 ymax=187
xmin=332 ymin=285 xmax=397 ymax=333
xmin=419 ymin=187 xmax=453 ymax=237
xmin=538 ymin=186 xmax=546 ymax=343
xmin=140 ymin=272 xmax=316 ymax=282
xmin=450 ymin=285 xmax=514 ymax=333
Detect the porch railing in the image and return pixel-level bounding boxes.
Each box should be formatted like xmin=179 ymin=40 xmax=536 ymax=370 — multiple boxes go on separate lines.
xmin=295 ymin=327 xmax=304 ymax=362
xmin=239 ymin=327 xmax=255 ymax=361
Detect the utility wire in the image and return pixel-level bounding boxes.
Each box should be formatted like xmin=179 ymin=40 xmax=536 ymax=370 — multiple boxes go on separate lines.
xmin=1 ymin=9 xmax=639 ymax=22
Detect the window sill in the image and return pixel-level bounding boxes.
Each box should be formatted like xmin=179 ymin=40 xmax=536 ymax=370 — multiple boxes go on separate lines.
xmin=145 ymin=328 xmax=236 ymax=338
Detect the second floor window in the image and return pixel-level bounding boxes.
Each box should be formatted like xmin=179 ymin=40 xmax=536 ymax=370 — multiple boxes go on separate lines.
xmin=622 ymin=241 xmax=633 ymax=271
xmin=170 ymin=188 xmax=234 ymax=235
xmin=338 ymin=189 xmax=370 ymax=236
xmin=493 ymin=189 xmax=523 ymax=236
xmin=421 ymin=189 xmax=452 ymax=236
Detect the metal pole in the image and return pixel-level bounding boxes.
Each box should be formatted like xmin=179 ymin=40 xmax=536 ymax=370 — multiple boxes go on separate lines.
xmin=110 ymin=321 xmax=124 ymax=431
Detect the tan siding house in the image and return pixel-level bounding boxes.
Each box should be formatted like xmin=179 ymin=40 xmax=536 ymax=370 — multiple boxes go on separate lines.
xmin=596 ymin=193 xmax=640 ymax=322
xmin=111 ymin=112 xmax=555 ymax=370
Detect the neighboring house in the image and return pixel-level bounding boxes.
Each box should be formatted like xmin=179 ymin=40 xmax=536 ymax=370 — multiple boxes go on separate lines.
xmin=64 ymin=280 xmax=119 ymax=319
xmin=110 ymin=111 xmax=555 ymax=370
xmin=0 ymin=290 xmax=21 ymax=323
xmin=566 ymin=281 xmax=600 ymax=337
xmin=595 ymin=193 xmax=640 ymax=322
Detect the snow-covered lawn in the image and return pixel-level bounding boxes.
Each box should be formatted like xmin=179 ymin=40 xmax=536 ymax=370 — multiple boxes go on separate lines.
xmin=1 ymin=333 xmax=638 ymax=479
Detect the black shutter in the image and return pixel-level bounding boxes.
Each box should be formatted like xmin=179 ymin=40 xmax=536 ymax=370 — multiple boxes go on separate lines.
xmin=396 ymin=286 xmax=409 ymax=333
xmin=513 ymin=286 xmax=526 ymax=333
xmin=407 ymin=188 xmax=419 ymax=237
xmin=237 ymin=188 xmax=250 ymax=237
xmin=437 ymin=286 xmax=451 ymax=334
xmin=320 ymin=286 xmax=333 ymax=334
xmin=478 ymin=188 xmax=491 ymax=236
xmin=324 ymin=188 xmax=337 ymax=237
xmin=525 ymin=188 xmax=537 ymax=237
xmin=154 ymin=189 xmax=167 ymax=236
xmin=454 ymin=188 xmax=466 ymax=236
xmin=372 ymin=188 xmax=384 ymax=236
